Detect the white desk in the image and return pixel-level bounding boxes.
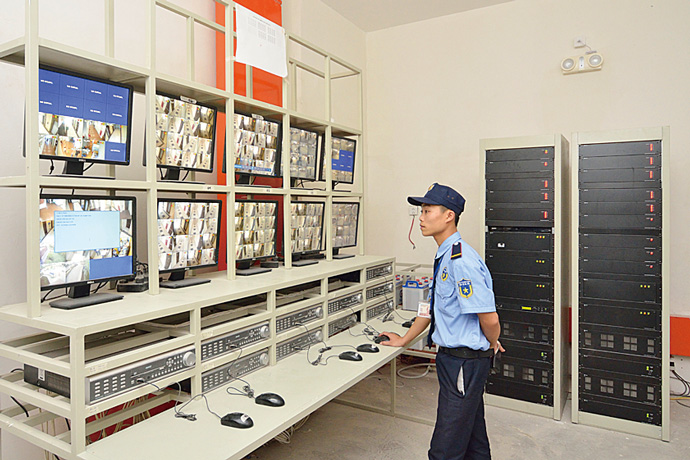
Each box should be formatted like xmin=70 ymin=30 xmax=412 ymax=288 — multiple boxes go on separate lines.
xmin=81 ymin=313 xmax=425 ymax=460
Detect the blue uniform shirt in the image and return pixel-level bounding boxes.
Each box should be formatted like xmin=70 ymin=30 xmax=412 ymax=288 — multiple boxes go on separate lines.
xmin=430 ymin=232 xmax=496 ymax=350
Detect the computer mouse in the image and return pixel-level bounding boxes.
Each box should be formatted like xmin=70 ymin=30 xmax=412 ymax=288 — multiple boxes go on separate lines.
xmin=339 ymin=351 xmax=363 ymax=361
xmin=374 ymin=334 xmax=390 ymax=344
xmin=255 ymin=392 xmax=285 ymax=407
xmin=356 ymin=343 xmax=380 ymax=353
xmin=220 ymin=412 xmax=254 ymax=429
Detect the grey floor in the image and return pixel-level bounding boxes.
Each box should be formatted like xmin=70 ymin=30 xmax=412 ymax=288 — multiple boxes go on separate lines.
xmin=248 ymin=359 xmax=690 ymax=460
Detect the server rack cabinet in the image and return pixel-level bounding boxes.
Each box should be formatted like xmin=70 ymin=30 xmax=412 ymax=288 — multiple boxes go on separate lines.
xmin=479 ymin=135 xmax=570 ymax=420
xmin=572 ymin=127 xmax=670 ymax=440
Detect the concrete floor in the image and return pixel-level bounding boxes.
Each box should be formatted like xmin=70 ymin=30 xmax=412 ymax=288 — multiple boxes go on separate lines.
xmin=248 ymin=359 xmax=690 ymax=460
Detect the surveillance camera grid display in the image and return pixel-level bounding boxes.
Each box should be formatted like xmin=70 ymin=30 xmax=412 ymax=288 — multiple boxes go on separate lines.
xmin=322 ymin=137 xmax=355 ymax=183
xmin=288 ymin=127 xmax=319 ymax=180
xmin=39 ymin=197 xmax=135 ymax=289
xmin=158 ymin=200 xmax=221 ymax=271
xmin=38 ymin=69 xmax=131 ymax=163
xmin=234 ymin=201 xmax=278 ymax=261
xmin=332 ymin=202 xmax=359 ymax=249
xmin=233 ymin=114 xmax=280 ymax=176
xmin=290 ymin=202 xmax=324 ymax=254
xmin=155 ymin=95 xmax=216 ymax=172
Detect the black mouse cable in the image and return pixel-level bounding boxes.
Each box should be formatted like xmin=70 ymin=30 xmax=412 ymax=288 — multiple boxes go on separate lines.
xmin=142 ymin=381 xmax=221 ymax=422
xmin=225 ymin=376 xmax=255 ymax=399
xmin=345 ymin=305 xmax=379 ymax=340
xmin=293 ymin=322 xmax=329 ymax=366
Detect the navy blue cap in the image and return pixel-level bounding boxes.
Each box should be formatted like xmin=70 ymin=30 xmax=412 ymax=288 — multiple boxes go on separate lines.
xmin=408 ymin=183 xmax=466 ymax=216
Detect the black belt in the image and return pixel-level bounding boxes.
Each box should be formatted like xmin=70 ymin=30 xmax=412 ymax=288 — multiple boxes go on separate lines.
xmin=438 ymin=346 xmax=493 ymax=359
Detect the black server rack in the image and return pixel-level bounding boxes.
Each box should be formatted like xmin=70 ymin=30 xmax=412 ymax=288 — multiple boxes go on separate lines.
xmin=574 ymin=129 xmax=668 ymax=441
xmin=481 ymin=136 xmax=568 ymax=420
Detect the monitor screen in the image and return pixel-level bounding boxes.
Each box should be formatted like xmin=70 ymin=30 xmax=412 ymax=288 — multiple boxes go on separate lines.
xmin=157 ymin=199 xmax=222 ymax=273
xmin=233 ymin=113 xmax=281 ymax=177
xmin=39 ymin=196 xmax=136 ymax=290
xmin=38 ymin=67 xmax=132 ymax=168
xmin=234 ymin=200 xmax=278 ymax=262
xmin=286 ymin=127 xmax=320 ymax=181
xmin=290 ymin=201 xmax=325 ymax=255
xmin=154 ymin=94 xmax=216 ymax=173
xmin=320 ymin=136 xmax=356 ymax=184
xmin=332 ymin=202 xmax=359 ymax=249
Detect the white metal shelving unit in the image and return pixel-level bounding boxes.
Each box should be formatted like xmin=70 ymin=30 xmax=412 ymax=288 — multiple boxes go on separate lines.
xmin=0 ymin=1 xmax=374 ymax=458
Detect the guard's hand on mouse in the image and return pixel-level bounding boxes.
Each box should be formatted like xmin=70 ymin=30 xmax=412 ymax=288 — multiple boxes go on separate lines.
xmin=379 ymin=332 xmax=405 ymax=347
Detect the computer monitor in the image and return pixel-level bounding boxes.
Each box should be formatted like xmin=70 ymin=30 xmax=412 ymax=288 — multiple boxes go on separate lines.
xmin=331 ymin=202 xmax=359 ymax=259
xmin=234 ymin=200 xmax=279 ymax=276
xmin=37 ymin=67 xmax=133 ymax=176
xmin=39 ymin=195 xmax=136 ymax=309
xmin=231 ymin=113 xmax=282 ymax=182
xmin=153 ymin=94 xmax=217 ymax=181
xmin=157 ymin=198 xmax=222 ymax=288
xmin=289 ymin=201 xmax=325 ymax=266
xmin=319 ymin=136 xmax=356 ymax=185
xmin=286 ymin=127 xmax=321 ymax=185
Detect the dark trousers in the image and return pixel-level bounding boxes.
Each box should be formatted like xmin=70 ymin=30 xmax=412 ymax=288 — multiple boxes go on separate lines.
xmin=428 ymin=351 xmax=491 ymax=460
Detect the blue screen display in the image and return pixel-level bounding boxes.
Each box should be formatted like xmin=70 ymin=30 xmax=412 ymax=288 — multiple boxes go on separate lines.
xmin=39 ymin=197 xmax=135 ymax=289
xmin=38 ymin=69 xmax=131 ymax=164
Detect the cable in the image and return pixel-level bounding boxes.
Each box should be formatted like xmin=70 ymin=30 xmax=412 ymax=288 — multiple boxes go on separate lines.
xmin=408 ymin=215 xmax=416 ymax=249
xmin=397 ymin=362 xmax=436 ymax=379
xmin=181 ymin=170 xmax=190 ymax=182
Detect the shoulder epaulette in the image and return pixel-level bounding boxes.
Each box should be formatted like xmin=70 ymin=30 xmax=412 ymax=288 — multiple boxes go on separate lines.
xmin=451 ymin=241 xmax=462 ymax=259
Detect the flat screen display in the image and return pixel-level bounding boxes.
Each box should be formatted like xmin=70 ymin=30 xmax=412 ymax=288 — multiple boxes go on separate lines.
xmin=155 ymin=95 xmax=216 ymax=172
xmin=287 ymin=127 xmax=320 ymax=181
xmin=157 ymin=199 xmax=222 ymax=272
xmin=234 ymin=200 xmax=278 ymax=262
xmin=332 ymin=202 xmax=359 ymax=249
xmin=38 ymin=67 xmax=132 ymax=165
xmin=233 ymin=113 xmax=281 ymax=177
xmin=320 ymin=136 xmax=356 ymax=184
xmin=39 ymin=196 xmax=136 ymax=290
xmin=290 ymin=201 xmax=324 ymax=255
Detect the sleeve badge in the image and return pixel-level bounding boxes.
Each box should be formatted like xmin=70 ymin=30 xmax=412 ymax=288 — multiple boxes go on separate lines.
xmin=440 ymin=267 xmax=449 ymax=281
xmin=458 ymin=279 xmax=473 ymax=298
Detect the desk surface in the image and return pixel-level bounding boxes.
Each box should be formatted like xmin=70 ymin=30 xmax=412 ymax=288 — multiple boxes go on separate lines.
xmin=81 ymin=312 xmax=419 ymax=460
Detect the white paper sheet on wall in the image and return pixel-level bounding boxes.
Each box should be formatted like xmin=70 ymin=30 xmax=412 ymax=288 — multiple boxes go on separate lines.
xmin=235 ymin=4 xmax=288 ymax=78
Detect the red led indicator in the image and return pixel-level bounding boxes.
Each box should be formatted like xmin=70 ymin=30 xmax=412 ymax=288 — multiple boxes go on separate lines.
xmin=544 ymin=193 xmax=549 ymax=200
xmin=650 ymin=191 xmax=654 ymax=199
xmin=543 ymin=211 xmax=548 ymax=219
xmin=649 ymin=171 xmax=654 ymax=179
xmin=544 ymin=149 xmax=548 ymax=154
xmin=543 ymin=162 xmax=548 ymax=167
xmin=649 ymin=143 xmax=653 ymax=151
xmin=650 ymin=205 xmax=654 ymax=212
xmin=649 ymin=157 xmax=654 ymax=165
xmin=544 ymin=180 xmax=549 ymax=187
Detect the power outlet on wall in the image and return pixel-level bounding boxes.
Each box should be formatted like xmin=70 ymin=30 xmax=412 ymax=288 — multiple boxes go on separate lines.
xmin=671 ymin=355 xmax=690 ymax=395
xmin=408 ymin=205 xmax=419 ymax=216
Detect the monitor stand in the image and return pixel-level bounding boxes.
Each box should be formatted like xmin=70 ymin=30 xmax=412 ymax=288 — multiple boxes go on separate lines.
xmin=333 ymin=248 xmax=355 ymax=260
xmin=159 ymin=168 xmax=203 ymax=184
xmin=160 ymin=269 xmax=211 ymax=289
xmin=50 ymin=161 xmax=116 ymax=180
xmin=49 ymin=285 xmax=123 ymax=310
xmin=291 ymin=254 xmax=319 ymax=267
xmin=236 ymin=261 xmax=271 ymax=276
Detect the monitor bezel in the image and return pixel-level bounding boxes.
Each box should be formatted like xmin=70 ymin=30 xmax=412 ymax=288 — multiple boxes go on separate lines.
xmin=234 ymin=199 xmax=280 ymax=265
xmin=226 ymin=111 xmax=283 ymax=179
xmin=287 ymin=126 xmax=322 ymax=182
xmin=157 ymin=197 xmax=223 ymax=275
xmin=37 ymin=65 xmax=134 ymax=167
xmin=153 ymin=92 xmax=218 ymax=175
xmin=318 ymin=135 xmax=357 ymax=185
xmin=290 ymin=200 xmax=326 ymax=257
xmin=39 ymin=194 xmax=137 ymax=292
xmin=331 ymin=201 xmax=360 ymax=250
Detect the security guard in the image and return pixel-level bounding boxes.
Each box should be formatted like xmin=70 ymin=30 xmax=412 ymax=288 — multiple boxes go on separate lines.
xmin=380 ymin=183 xmax=503 ymax=460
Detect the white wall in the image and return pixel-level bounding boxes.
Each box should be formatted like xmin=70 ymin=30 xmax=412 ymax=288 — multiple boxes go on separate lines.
xmin=364 ymin=0 xmax=690 ymax=317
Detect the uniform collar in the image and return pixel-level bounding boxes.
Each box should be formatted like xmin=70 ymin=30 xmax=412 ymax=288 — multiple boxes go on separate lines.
xmin=435 ymin=232 xmax=462 ymax=260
